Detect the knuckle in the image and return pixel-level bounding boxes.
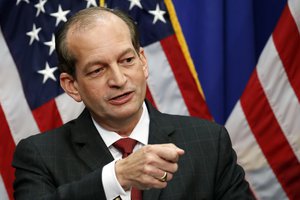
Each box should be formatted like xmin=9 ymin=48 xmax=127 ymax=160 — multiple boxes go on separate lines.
xmin=140 ymin=175 xmax=148 ymax=184
xmin=144 ymin=153 xmax=153 ymax=162
xmin=142 ymin=178 xmax=155 ymax=188
xmin=144 ymin=154 xmax=158 ymax=165
xmin=142 ymin=165 xmax=153 ymax=175
xmin=167 ymin=173 xmax=173 ymax=180
xmin=166 ymin=163 xmax=178 ymax=173
xmin=143 ymin=145 xmax=153 ymax=153
xmin=173 ymin=163 xmax=178 ymax=171
xmin=158 ymin=182 xmax=168 ymax=188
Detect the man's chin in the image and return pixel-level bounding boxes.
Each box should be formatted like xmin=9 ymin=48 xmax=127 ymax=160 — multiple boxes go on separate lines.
xmin=110 ymin=105 xmax=142 ymax=120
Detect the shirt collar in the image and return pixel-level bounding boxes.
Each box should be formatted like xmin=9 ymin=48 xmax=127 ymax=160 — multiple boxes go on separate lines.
xmin=92 ymin=102 xmax=149 ymax=147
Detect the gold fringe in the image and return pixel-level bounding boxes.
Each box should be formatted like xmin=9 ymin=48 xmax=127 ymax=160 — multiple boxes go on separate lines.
xmin=100 ymin=0 xmax=105 ymax=7
xmin=164 ymin=0 xmax=205 ymax=98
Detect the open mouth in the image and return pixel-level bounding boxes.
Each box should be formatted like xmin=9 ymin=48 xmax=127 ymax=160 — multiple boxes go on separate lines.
xmin=111 ymin=92 xmax=131 ymax=100
xmin=109 ymin=91 xmax=133 ymax=104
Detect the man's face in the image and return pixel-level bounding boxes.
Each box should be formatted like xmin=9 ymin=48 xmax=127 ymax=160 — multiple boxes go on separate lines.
xmin=63 ymin=15 xmax=148 ymax=128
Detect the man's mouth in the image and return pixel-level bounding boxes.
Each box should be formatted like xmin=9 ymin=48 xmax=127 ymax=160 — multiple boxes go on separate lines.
xmin=109 ymin=91 xmax=133 ymax=105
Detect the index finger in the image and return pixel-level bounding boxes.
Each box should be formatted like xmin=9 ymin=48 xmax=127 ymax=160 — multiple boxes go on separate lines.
xmin=147 ymin=144 xmax=184 ymax=163
xmin=159 ymin=143 xmax=185 ymax=155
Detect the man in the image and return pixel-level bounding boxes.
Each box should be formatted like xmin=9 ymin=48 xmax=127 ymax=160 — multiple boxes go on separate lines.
xmin=12 ymin=7 xmax=254 ymax=200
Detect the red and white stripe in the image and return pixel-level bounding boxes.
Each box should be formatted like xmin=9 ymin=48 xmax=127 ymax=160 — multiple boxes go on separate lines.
xmin=0 ymin=29 xmax=84 ymax=199
xmin=145 ymin=40 xmax=189 ymax=115
xmin=226 ymin=0 xmax=300 ymax=199
xmin=146 ymin=34 xmax=212 ymax=120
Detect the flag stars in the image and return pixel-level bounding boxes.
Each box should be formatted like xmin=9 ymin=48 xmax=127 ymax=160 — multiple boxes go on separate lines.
xmin=44 ymin=34 xmax=55 ymax=56
xmin=38 ymin=62 xmax=58 ymax=84
xmin=85 ymin=0 xmax=97 ymax=8
xmin=34 ymin=0 xmax=47 ymax=17
xmin=26 ymin=24 xmax=42 ymax=45
xmin=148 ymin=4 xmax=166 ymax=24
xmin=16 ymin=0 xmax=29 ymax=6
xmin=128 ymin=0 xmax=142 ymax=10
xmin=50 ymin=5 xmax=70 ymax=26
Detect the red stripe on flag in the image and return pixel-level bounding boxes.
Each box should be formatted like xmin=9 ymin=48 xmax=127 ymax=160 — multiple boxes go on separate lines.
xmin=146 ymin=85 xmax=157 ymax=109
xmin=160 ymin=34 xmax=212 ymax=120
xmin=0 ymin=104 xmax=15 ymax=200
xmin=273 ymin=5 xmax=300 ymax=102
xmin=241 ymin=71 xmax=300 ymax=200
xmin=32 ymin=99 xmax=63 ymax=132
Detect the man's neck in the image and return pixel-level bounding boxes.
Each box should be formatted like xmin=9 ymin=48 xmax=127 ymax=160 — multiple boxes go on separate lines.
xmin=91 ymin=106 xmax=144 ymax=137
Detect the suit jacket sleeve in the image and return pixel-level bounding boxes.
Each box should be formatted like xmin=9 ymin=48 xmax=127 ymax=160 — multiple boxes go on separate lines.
xmin=12 ymin=138 xmax=107 ymax=200
xmin=214 ymin=126 xmax=253 ymax=199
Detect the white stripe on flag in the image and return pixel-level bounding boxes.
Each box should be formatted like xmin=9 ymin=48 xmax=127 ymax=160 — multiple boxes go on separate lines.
xmin=226 ymin=102 xmax=267 ymax=170
xmin=0 ymin=175 xmax=9 ymax=200
xmin=144 ymin=42 xmax=189 ymax=115
xmin=0 ymin=30 xmax=39 ymax=144
xmin=225 ymin=101 xmax=288 ymax=200
xmin=55 ymin=93 xmax=84 ymax=124
xmin=257 ymin=36 xmax=300 ymax=161
xmin=289 ymin=0 xmax=300 ymax=33
xmin=246 ymin=165 xmax=288 ymax=200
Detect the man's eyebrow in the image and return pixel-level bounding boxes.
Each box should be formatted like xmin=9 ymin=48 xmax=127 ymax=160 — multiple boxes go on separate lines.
xmin=82 ymin=48 xmax=137 ymax=71
xmin=119 ymin=48 xmax=136 ymax=58
xmin=83 ymin=60 xmax=104 ymax=71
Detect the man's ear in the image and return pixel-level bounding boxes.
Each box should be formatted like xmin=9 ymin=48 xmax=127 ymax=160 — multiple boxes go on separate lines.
xmin=139 ymin=48 xmax=149 ymax=79
xmin=60 ymin=72 xmax=82 ymax=102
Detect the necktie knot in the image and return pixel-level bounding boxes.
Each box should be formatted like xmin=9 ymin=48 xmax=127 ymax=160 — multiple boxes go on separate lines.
xmin=113 ymin=138 xmax=138 ymax=158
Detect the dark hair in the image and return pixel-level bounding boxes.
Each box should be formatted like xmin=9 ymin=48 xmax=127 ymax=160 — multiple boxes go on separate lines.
xmin=55 ymin=7 xmax=140 ymax=77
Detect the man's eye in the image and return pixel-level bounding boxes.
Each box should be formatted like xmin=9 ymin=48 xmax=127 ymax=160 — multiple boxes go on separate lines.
xmin=121 ymin=57 xmax=134 ymax=65
xmin=87 ymin=67 xmax=104 ymax=77
xmin=126 ymin=57 xmax=133 ymax=63
xmin=93 ymin=68 xmax=102 ymax=73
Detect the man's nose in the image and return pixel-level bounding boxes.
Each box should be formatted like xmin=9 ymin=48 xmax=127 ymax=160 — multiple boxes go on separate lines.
xmin=107 ymin=65 xmax=127 ymax=87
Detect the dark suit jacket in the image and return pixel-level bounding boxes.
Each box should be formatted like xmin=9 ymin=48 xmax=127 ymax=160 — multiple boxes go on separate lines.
xmin=13 ymin=101 xmax=253 ymax=200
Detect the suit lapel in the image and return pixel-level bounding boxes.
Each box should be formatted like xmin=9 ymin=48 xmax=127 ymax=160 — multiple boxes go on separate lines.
xmin=70 ymin=103 xmax=175 ymax=199
xmin=71 ymin=109 xmax=114 ymax=170
xmin=143 ymin=101 xmax=175 ymax=200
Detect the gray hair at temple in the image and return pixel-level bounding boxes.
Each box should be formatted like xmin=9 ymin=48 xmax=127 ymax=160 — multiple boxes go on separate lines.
xmin=55 ymin=7 xmax=140 ymax=78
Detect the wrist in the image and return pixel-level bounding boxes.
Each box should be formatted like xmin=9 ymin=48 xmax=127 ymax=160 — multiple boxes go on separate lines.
xmin=115 ymin=159 xmax=131 ymax=191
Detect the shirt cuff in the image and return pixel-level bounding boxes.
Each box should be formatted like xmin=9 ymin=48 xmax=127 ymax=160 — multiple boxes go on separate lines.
xmin=102 ymin=160 xmax=127 ymax=199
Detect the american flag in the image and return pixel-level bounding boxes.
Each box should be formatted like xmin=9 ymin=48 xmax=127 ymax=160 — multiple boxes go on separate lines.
xmin=0 ymin=0 xmax=299 ymax=199
xmin=226 ymin=0 xmax=300 ymax=199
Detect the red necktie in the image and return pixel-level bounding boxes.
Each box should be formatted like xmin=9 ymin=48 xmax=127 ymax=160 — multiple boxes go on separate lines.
xmin=113 ymin=138 xmax=142 ymax=200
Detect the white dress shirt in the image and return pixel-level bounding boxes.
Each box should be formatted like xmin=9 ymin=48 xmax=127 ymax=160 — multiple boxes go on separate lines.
xmin=92 ymin=103 xmax=150 ymax=200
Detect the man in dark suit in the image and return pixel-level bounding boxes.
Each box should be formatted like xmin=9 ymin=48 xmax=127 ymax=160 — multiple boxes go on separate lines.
xmin=13 ymin=7 xmax=254 ymax=200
